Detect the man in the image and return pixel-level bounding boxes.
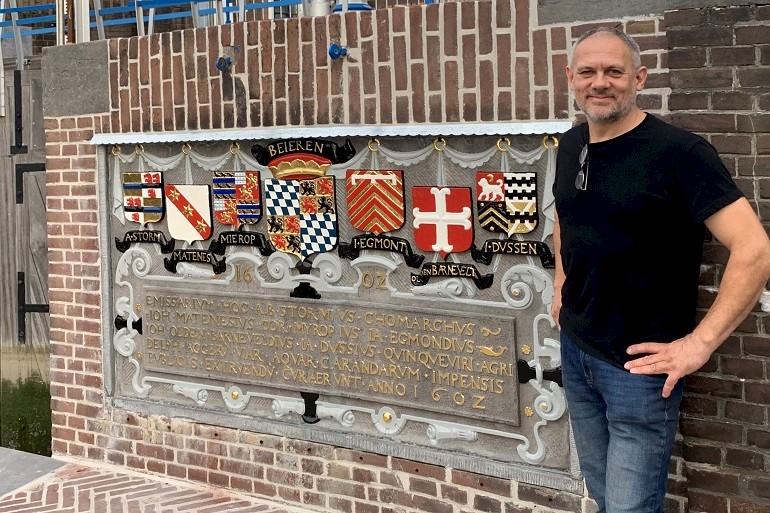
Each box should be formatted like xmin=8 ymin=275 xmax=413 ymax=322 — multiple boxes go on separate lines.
xmin=551 ymin=27 xmax=770 ymax=512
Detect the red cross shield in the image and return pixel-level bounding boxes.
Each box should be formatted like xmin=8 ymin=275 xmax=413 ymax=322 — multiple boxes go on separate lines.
xmin=412 ymin=186 xmax=473 ymax=260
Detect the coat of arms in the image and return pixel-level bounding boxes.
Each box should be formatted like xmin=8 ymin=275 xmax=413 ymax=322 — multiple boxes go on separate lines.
xmin=264 ymin=176 xmax=337 ymax=260
xmin=412 ymin=186 xmax=473 ymax=260
xmin=476 ymin=172 xmax=538 ymax=235
xmin=164 ymin=184 xmax=213 ymax=243
xmin=346 ymin=170 xmax=405 ymax=234
xmin=212 ymin=170 xmax=261 ymax=226
xmin=122 ymin=171 xmax=163 ymax=224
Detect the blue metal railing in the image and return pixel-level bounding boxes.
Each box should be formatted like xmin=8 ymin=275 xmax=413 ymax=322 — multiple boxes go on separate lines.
xmin=0 ymin=0 xmax=416 ymax=69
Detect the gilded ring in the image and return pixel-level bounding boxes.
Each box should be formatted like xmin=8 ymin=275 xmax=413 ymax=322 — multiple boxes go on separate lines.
xmin=433 ymin=137 xmax=446 ymax=152
xmin=135 ymin=144 xmax=144 ymax=154
xmin=542 ymin=135 xmax=559 ymax=150
xmin=111 ymin=145 xmax=121 ymax=156
xmin=181 ymin=143 xmax=192 ymax=155
xmin=367 ymin=138 xmax=380 ymax=152
xmin=496 ymin=137 xmax=511 ymax=152
xmin=229 ymin=142 xmax=240 ymax=155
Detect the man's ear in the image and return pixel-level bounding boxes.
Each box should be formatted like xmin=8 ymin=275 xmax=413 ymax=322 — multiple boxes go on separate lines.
xmin=566 ymin=66 xmax=574 ymax=90
xmin=635 ymin=66 xmax=648 ymax=91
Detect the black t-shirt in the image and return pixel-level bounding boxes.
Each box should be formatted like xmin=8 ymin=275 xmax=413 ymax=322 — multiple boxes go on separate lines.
xmin=553 ymin=114 xmax=743 ymax=368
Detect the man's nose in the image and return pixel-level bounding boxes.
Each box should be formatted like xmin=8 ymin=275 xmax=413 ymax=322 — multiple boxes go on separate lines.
xmin=592 ymin=71 xmax=609 ymax=88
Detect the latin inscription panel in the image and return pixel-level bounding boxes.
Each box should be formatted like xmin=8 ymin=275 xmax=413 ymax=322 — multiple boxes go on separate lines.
xmin=142 ymin=286 xmax=519 ymax=425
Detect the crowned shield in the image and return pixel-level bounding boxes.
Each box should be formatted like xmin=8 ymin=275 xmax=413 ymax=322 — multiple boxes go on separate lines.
xmin=412 ymin=186 xmax=473 ymax=260
xmin=264 ymin=176 xmax=337 ymax=259
xmin=123 ymin=171 xmax=163 ymax=224
xmin=346 ymin=170 xmax=405 ymax=235
xmin=476 ymin=172 xmax=538 ymax=235
xmin=212 ymin=170 xmax=261 ymax=227
xmin=165 ymin=184 xmax=213 ymax=243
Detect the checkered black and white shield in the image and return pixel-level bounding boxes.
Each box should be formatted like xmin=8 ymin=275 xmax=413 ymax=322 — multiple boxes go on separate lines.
xmin=264 ymin=176 xmax=337 ymax=259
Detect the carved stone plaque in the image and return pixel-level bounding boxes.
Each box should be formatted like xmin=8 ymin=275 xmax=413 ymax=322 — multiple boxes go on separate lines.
xmin=107 ymin=137 xmax=575 ymax=490
xmin=141 ymin=287 xmax=518 ymax=425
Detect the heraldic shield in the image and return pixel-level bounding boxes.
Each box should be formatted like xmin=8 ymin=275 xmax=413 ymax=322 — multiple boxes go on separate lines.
xmin=412 ymin=186 xmax=473 ymax=260
xmin=164 ymin=184 xmax=213 ymax=243
xmin=346 ymin=170 xmax=405 ymax=235
xmin=123 ymin=171 xmax=163 ymax=224
xmin=264 ymin=176 xmax=337 ymax=260
xmin=476 ymin=171 xmax=538 ymax=235
xmin=212 ymin=170 xmax=262 ymax=226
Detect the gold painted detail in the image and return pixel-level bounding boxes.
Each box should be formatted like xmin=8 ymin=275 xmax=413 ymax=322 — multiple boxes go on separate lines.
xmin=268 ymin=159 xmax=330 ymax=180
xmin=231 ymin=390 xmax=239 ymax=400
xmin=478 ymin=346 xmax=507 ymax=357
xmin=524 ymin=406 xmax=534 ymax=417
xmin=135 ymin=304 xmax=142 ymax=313
xmin=521 ymin=345 xmax=532 ymax=355
xmin=542 ymin=135 xmax=559 ymax=150
xmin=382 ymin=412 xmax=392 ymax=423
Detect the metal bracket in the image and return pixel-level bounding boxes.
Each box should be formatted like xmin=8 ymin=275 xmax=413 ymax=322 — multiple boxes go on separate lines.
xmin=16 ymin=162 xmax=45 ymax=204
xmin=517 ymin=359 xmax=563 ymax=388
xmin=17 ymin=272 xmax=49 ymax=344
xmin=11 ymin=69 xmax=27 ymax=154
xmin=300 ymin=392 xmax=320 ymax=424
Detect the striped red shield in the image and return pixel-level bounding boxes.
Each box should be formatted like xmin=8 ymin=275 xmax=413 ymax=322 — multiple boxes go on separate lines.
xmin=346 ymin=170 xmax=405 ymax=235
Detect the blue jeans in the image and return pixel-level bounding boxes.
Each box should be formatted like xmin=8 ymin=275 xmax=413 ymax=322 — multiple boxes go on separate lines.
xmin=560 ymin=332 xmax=684 ymax=513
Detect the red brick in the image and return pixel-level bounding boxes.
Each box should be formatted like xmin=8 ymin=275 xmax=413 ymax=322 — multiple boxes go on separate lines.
xmin=725 ymin=447 xmax=765 ymax=471
xmin=667 ymin=26 xmax=732 ymax=48
xmin=736 ymin=25 xmax=770 ymax=45
xmin=680 ymin=418 xmax=743 ymax=443
xmin=664 ymin=9 xmax=705 ymax=27
xmin=687 ymin=467 xmax=740 ymax=494
xmin=518 ymin=484 xmax=582 ymax=511
xmin=688 ymin=490 xmax=728 ymax=513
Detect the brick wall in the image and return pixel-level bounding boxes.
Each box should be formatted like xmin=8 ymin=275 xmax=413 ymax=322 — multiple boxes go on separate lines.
xmin=44 ymin=1 xmax=769 ymax=512
xmin=666 ymin=5 xmax=770 ymax=513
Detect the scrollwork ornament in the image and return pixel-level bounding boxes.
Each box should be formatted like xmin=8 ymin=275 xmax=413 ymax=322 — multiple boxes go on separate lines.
xmin=516 ymin=420 xmax=548 ymax=464
xmin=115 ymin=247 xmax=152 ymax=283
xmin=533 ymin=314 xmax=561 ymax=369
xmin=316 ymin=403 xmax=356 ymax=427
xmin=171 ymin=262 xmax=217 ymax=280
xmin=223 ymin=386 xmax=249 ymax=412
xmin=173 ymin=384 xmax=210 ymax=406
xmin=267 ymin=252 xmax=294 ymax=279
xmin=114 ymin=296 xmax=135 ymax=324
xmin=372 ymin=407 xmax=406 ymax=435
xmin=503 ymin=280 xmax=533 ymax=308
xmin=411 ymin=278 xmax=465 ymax=299
xmin=500 ymin=265 xmax=553 ymax=310
xmin=130 ymin=358 xmax=151 ymax=397
xmin=271 ymin=398 xmax=304 ymax=418
xmin=313 ymin=254 xmax=344 ymax=285
xmin=426 ymin=424 xmax=478 ymax=446
xmin=113 ymin=327 xmax=137 ymax=357
xmin=531 ymin=383 xmax=566 ymax=422
xmin=114 ymin=248 xmax=151 ymax=323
